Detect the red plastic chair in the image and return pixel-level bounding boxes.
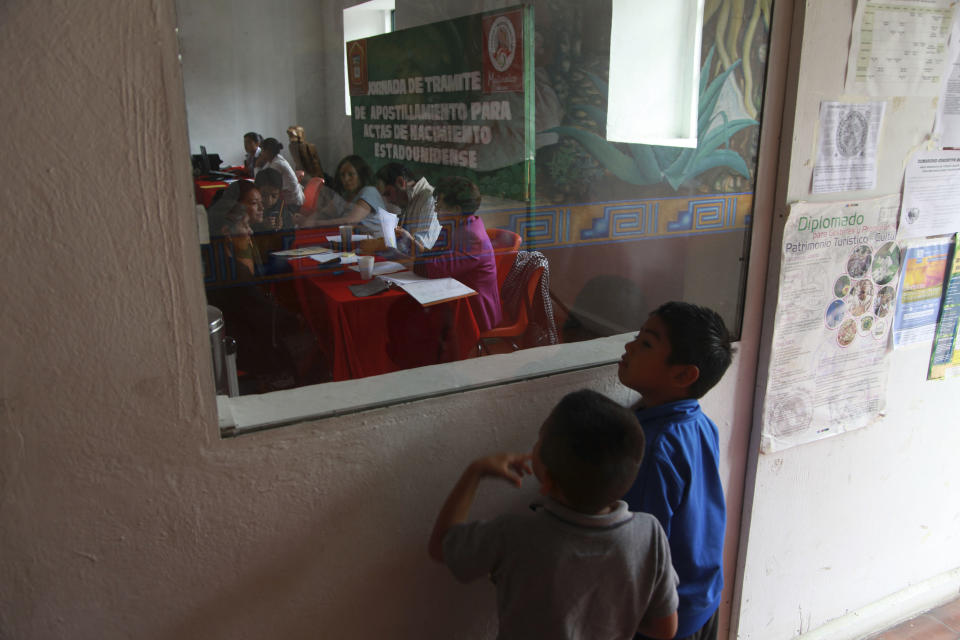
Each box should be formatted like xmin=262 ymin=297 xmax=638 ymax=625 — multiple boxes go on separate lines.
xmin=486 ymin=227 xmax=522 ymax=291
xmin=478 ymin=265 xmax=544 ymax=354
xmin=300 ymin=176 xmax=325 ymax=214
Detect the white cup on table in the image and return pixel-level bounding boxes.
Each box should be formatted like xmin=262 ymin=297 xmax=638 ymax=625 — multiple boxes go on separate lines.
xmin=358 ymin=255 xmax=375 ymax=280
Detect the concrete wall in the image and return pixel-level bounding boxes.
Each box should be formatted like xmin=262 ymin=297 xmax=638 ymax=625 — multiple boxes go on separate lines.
xmin=0 ymin=1 xmax=760 ymax=638
xmin=733 ymin=1 xmax=960 ymax=638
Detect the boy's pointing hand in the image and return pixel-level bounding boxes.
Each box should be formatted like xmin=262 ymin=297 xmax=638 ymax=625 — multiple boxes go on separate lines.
xmin=471 ymin=453 xmax=533 ymax=487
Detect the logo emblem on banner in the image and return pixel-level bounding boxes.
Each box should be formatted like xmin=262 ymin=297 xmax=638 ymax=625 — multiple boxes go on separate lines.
xmin=347 ymin=40 xmax=368 ymax=96
xmin=482 ymin=10 xmax=523 ymax=93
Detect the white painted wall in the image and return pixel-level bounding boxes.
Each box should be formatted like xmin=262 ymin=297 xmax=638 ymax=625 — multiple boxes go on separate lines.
xmin=733 ymin=1 xmax=960 ymax=638
xmin=0 ymin=1 xmax=765 ymax=638
xmin=176 ymin=0 xmax=352 ymax=171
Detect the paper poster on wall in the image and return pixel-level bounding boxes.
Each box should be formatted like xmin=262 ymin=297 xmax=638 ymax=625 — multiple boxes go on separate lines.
xmin=928 ymin=234 xmax=960 ymax=378
xmin=346 ymin=6 xmax=534 ymax=202
xmin=893 ymin=238 xmax=952 ymax=347
xmin=812 ymin=101 xmax=885 ymax=194
xmin=898 ymin=150 xmax=960 ymax=240
xmin=934 ymin=8 xmax=960 ymax=146
xmin=845 ymin=0 xmax=955 ymax=97
xmin=760 ymin=195 xmax=901 ymax=453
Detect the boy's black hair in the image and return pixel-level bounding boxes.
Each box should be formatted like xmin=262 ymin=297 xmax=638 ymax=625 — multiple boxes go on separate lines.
xmin=243 ymin=131 xmax=262 ymax=144
xmin=253 ymin=167 xmax=283 ymax=190
xmin=539 ymin=390 xmax=644 ymax=514
xmin=434 ymin=176 xmax=481 ymax=214
xmin=653 ymin=301 xmax=733 ymax=399
xmin=375 ymin=162 xmax=416 ymax=186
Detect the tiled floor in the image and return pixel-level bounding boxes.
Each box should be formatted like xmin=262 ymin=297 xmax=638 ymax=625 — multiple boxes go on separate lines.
xmin=865 ymin=597 xmax=960 ymax=639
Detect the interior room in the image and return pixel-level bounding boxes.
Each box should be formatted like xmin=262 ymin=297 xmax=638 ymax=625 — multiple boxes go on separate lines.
xmin=1 ymin=0 xmax=958 ymax=639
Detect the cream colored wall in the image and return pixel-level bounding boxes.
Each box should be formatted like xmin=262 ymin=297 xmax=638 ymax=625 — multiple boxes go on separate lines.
xmin=0 ymin=1 xmax=765 ymax=639
xmin=734 ymin=1 xmax=960 ymax=638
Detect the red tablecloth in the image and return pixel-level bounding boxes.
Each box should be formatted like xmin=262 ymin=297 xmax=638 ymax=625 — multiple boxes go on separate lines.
xmin=288 ymin=240 xmax=480 ymax=381
xmin=194 ymin=178 xmax=229 ymax=207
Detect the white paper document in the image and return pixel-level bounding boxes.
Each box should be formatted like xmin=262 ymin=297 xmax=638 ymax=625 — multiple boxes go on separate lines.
xmin=308 ymin=252 xmax=340 ymax=264
xmin=935 ymin=11 xmax=960 ymax=146
xmin=377 ymin=208 xmax=399 ymax=249
xmin=309 ymin=252 xmax=357 ymax=265
xmin=845 ymin=0 xmax=955 ymax=97
xmin=398 ymin=277 xmax=477 ymax=307
xmin=899 ymin=150 xmax=960 ymax=239
xmin=760 ymin=195 xmax=901 ymax=452
xmin=324 ymin=234 xmax=371 ymax=242
xmin=348 ymin=260 xmax=406 ymax=276
xmin=271 ymin=245 xmax=331 ymax=257
xmin=380 ymin=270 xmax=429 ymax=285
xmin=812 ymin=101 xmax=885 ymax=193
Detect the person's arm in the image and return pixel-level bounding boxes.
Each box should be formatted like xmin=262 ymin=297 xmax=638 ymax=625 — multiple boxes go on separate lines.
xmin=314 ymin=199 xmax=372 ymax=227
xmin=427 ymin=453 xmax=532 ymax=564
xmin=636 ymin=612 xmax=678 ymax=640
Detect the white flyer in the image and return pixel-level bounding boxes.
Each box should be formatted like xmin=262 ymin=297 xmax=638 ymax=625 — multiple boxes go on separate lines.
xmin=934 ymin=9 xmax=960 ymax=146
xmin=812 ymin=101 xmax=885 ymax=194
xmin=760 ymin=196 xmax=901 ymax=453
xmin=898 ymin=149 xmax=960 ymax=239
xmin=845 ymin=0 xmax=955 ymax=97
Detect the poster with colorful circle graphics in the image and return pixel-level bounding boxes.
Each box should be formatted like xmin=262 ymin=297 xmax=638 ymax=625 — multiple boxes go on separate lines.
xmin=761 ymin=195 xmax=901 ymax=452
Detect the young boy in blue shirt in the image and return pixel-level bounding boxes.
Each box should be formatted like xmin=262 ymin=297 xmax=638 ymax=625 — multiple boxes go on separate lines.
xmin=618 ymin=301 xmax=733 ymax=640
xmin=428 ymin=389 xmax=680 ymax=640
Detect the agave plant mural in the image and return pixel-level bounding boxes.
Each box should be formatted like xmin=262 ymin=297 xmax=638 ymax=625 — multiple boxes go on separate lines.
xmin=541 ymin=47 xmax=758 ymax=191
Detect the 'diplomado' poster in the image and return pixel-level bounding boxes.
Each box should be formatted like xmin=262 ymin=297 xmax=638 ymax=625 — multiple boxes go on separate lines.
xmin=347 ymin=6 xmax=534 ymax=201
xmin=761 ymin=195 xmax=902 ymax=452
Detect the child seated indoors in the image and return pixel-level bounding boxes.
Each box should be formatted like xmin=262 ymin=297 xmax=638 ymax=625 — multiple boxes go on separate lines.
xmin=428 ymin=389 xmax=679 ymax=640
xmin=618 ymin=302 xmax=733 ymax=640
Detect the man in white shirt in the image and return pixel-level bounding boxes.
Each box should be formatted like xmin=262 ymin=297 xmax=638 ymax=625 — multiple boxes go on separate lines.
xmin=375 ymin=163 xmax=441 ymax=250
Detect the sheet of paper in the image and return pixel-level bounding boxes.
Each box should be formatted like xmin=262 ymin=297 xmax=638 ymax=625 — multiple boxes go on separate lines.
xmin=309 ymin=252 xmax=358 ymax=265
xmin=928 ymin=234 xmax=960 ymax=378
xmin=935 ymin=10 xmax=960 ymax=146
xmin=377 ymin=208 xmax=399 ymax=249
xmin=397 ymin=277 xmax=477 ymax=307
xmin=760 ymin=195 xmax=901 ymax=452
xmin=272 ymin=245 xmax=332 ymax=258
xmin=845 ymin=0 xmax=955 ymax=97
xmin=380 ymin=270 xmax=430 ymax=285
xmin=898 ymin=150 xmax=960 ymax=239
xmin=324 ymin=234 xmax=371 ymax=242
xmin=348 ymin=260 xmax=406 ymax=276
xmin=812 ymin=101 xmax=885 ymax=194
xmin=893 ymin=238 xmax=952 ymax=347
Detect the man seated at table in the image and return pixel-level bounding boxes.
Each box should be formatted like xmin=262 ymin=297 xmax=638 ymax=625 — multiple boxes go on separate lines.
xmin=376 ymin=162 xmax=442 ymax=250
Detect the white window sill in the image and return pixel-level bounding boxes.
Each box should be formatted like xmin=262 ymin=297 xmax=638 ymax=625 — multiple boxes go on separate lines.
xmin=217 ymin=333 xmax=632 ymax=436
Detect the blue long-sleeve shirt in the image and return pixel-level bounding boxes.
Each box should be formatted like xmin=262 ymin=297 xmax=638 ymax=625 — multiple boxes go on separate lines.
xmin=623 ymin=398 xmax=725 ymax=638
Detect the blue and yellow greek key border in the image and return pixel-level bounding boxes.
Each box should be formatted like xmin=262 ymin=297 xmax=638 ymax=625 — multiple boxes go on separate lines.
xmin=482 ymin=192 xmax=754 ymax=250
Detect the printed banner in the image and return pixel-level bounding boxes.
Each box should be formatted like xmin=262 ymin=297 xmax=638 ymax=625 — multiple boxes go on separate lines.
xmin=347 ymin=6 xmax=533 ymax=199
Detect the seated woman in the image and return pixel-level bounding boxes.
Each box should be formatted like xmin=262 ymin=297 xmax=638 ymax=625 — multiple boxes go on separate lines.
xmin=312 ymin=155 xmax=386 ymax=236
xmin=240 ymin=132 xmax=262 ymax=178
xmin=286 ymin=125 xmax=325 ymax=183
xmin=395 ymin=176 xmax=501 ymax=332
xmin=206 ymin=180 xmax=300 ymax=390
xmin=254 ymin=137 xmax=304 ymax=211
xmin=208 ymin=180 xmax=264 ymax=277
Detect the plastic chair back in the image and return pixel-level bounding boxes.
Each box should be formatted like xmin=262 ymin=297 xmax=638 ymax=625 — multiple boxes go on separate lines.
xmin=486 ymin=228 xmax=522 ymax=290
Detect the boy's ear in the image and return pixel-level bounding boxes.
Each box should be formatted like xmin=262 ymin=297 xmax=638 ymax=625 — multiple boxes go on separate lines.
xmin=670 ymin=364 xmax=700 ymax=390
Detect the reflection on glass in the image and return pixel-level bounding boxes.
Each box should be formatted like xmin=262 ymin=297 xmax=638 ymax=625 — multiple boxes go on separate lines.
xmin=183 ymin=0 xmax=772 ymax=395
